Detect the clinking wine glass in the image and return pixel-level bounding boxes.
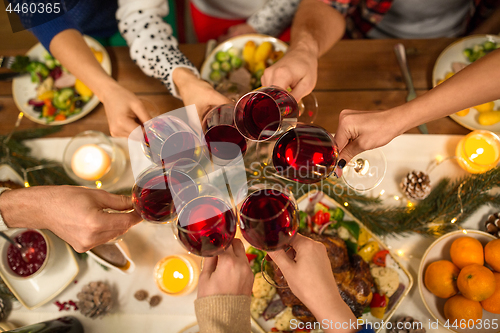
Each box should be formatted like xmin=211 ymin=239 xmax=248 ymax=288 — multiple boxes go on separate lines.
xmin=234 ymin=86 xmax=299 ymax=142
xmin=202 ymin=104 xmax=247 ymax=166
xmin=259 ymin=123 xmax=386 ymax=191
xmin=132 ymin=159 xmax=208 ymax=224
xmin=173 ymin=183 xmax=237 ymax=257
xmin=236 ymin=177 xmax=299 ymax=288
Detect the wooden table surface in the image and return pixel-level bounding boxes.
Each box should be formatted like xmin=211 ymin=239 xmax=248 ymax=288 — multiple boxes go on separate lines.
xmin=0 ymin=38 xmax=470 ymax=137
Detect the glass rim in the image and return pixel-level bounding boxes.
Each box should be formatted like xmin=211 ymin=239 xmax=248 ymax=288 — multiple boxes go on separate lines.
xmin=175 ymin=195 xmax=236 ymax=234
xmin=239 ymin=186 xmax=297 ymax=223
xmin=461 ymin=130 xmax=500 ymax=167
xmin=234 ymin=87 xmax=284 ymax=142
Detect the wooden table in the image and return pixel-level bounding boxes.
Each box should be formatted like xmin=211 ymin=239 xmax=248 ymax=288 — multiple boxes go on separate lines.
xmin=0 ymin=38 xmax=470 ymax=137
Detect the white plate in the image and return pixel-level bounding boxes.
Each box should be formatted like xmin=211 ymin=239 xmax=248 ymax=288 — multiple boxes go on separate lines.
xmin=0 ymin=229 xmax=79 ymax=310
xmin=200 ymin=33 xmax=288 ymax=85
xmin=418 ymin=230 xmax=498 ymax=333
xmin=178 ymin=319 xmax=265 ymax=333
xmin=12 ymin=35 xmax=112 ymax=125
xmin=253 ymin=190 xmax=413 ymax=333
xmin=432 ymin=35 xmax=500 ymax=134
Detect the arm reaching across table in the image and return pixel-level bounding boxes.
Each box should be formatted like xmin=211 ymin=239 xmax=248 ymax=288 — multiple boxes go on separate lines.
xmin=0 ymin=186 xmax=141 ymax=253
xmin=261 ymin=0 xmax=345 ymax=101
xmin=335 ymin=49 xmax=500 ymax=168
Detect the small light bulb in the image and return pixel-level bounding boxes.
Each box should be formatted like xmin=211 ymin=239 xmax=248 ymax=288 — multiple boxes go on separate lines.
xmin=397 ymin=250 xmax=404 ymax=257
xmin=462 ymin=229 xmax=468 ymax=234
xmin=451 ymin=217 xmax=457 ymax=224
xmin=394 ymin=196 xmax=400 ymax=201
xmin=344 ymin=202 xmax=349 ymax=207
xmin=24 ymin=182 xmax=30 ymax=188
xmin=96 ymin=180 xmax=102 ymax=189
xmin=379 ymin=190 xmax=385 ymax=195
xmin=436 ymin=155 xmax=444 ymax=163
xmin=407 ymin=202 xmax=413 ymax=207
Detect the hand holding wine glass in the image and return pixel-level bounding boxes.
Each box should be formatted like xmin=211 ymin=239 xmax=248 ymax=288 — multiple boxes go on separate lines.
xmin=197 ymin=239 xmax=254 ymax=298
xmin=267 ymin=234 xmax=357 ymax=333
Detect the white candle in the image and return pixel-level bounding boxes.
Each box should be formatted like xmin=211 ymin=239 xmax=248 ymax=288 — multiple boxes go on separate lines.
xmin=71 ymin=144 xmax=111 ymax=181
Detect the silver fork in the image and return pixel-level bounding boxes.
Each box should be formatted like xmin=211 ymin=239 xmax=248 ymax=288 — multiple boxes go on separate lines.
xmin=0 ymin=56 xmax=16 ymax=69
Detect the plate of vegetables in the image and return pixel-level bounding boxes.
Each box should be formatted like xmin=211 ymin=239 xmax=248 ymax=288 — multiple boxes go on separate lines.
xmin=246 ymin=191 xmax=413 ymax=333
xmin=432 ymin=35 xmax=500 ymax=134
xmin=12 ymin=35 xmax=111 ymax=125
xmin=200 ymin=34 xmax=288 ymax=97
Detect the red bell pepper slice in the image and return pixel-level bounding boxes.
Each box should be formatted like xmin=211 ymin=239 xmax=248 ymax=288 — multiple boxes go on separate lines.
xmin=373 ymin=250 xmax=390 ymax=267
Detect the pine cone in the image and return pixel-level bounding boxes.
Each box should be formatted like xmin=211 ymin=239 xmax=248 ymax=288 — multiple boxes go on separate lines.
xmin=485 ymin=213 xmax=500 ymax=238
xmin=390 ymin=316 xmax=426 ymax=333
xmin=77 ymin=281 xmax=113 ymax=319
xmin=401 ymin=171 xmax=431 ymax=200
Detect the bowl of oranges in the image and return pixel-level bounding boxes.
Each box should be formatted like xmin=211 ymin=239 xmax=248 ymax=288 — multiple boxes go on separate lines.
xmin=418 ymin=230 xmax=500 ymax=333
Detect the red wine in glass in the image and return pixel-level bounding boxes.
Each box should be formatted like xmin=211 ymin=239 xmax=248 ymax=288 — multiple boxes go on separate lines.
xmin=176 ymin=196 xmax=237 ymax=257
xmin=234 ymin=86 xmax=299 ymax=141
xmin=240 ymin=188 xmax=298 ymax=251
xmin=205 ymin=125 xmax=247 ymax=161
xmin=272 ymin=124 xmax=338 ymax=184
xmin=132 ymin=167 xmax=197 ymax=223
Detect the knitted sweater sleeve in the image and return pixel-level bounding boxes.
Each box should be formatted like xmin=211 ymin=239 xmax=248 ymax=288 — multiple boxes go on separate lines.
xmin=195 ymin=295 xmax=251 ymax=333
xmin=116 ymin=0 xmax=199 ymax=98
xmin=247 ymin=0 xmax=301 ymax=36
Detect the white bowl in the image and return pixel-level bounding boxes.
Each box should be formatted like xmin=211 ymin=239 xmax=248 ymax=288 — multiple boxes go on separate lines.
xmin=418 ymin=230 xmax=497 ymax=333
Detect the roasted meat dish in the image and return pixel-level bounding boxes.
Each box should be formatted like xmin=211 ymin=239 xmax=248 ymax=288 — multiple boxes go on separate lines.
xmin=272 ymin=233 xmax=374 ymax=321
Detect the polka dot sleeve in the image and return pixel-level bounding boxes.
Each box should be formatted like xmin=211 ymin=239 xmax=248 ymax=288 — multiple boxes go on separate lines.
xmin=247 ymin=0 xmax=301 ymax=37
xmin=116 ymin=0 xmax=199 ymax=98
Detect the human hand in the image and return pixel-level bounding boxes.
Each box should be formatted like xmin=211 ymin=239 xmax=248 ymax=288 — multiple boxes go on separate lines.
xmin=261 ymin=44 xmax=318 ymax=102
xmin=334 ymin=109 xmax=402 ymax=175
xmin=197 ymin=239 xmax=254 ymax=298
xmin=101 ymin=82 xmax=152 ymax=137
xmin=173 ymin=68 xmax=231 ymax=121
xmin=267 ymin=234 xmax=357 ymax=331
xmin=219 ymin=23 xmax=257 ymax=43
xmin=0 ymin=186 xmax=142 ymax=252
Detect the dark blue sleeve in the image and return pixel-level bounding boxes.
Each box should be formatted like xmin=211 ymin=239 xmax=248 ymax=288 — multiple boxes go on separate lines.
xmin=9 ymin=0 xmax=80 ymax=50
xmin=358 ymin=325 xmax=376 ymax=333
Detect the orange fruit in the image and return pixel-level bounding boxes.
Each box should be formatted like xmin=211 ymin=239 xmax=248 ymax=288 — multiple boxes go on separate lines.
xmin=485 ymin=239 xmax=500 ymax=272
xmin=450 ymin=237 xmax=484 ymax=269
xmin=444 ymin=295 xmax=482 ymax=328
xmin=424 ymin=260 xmax=460 ymax=298
xmin=457 ymin=264 xmax=496 ymax=301
xmin=481 ymin=272 xmax=500 ymax=314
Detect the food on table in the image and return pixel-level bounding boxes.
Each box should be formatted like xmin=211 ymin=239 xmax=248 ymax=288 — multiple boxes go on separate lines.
xmin=485 ymin=238 xmax=500 ymax=271
xmin=21 ymin=49 xmax=103 ymax=123
xmin=370 ymin=266 xmax=400 ymax=297
xmin=474 ymin=101 xmax=495 ymax=113
xmin=149 ymin=295 xmax=162 ymax=307
xmin=273 ymin=307 xmax=298 ymax=331
xmin=76 ymin=281 xmax=113 ymax=318
xmin=481 ymin=272 xmax=500 ymax=314
xmin=90 ymin=244 xmax=128 ymax=268
xmin=444 ymin=295 xmax=483 ymax=329
xmin=134 ymin=290 xmax=148 ymax=301
xmin=400 ymin=170 xmax=431 ymax=201
xmin=463 ymin=40 xmax=500 ymax=63
xmin=252 ymin=272 xmax=276 ymax=300
xmin=370 ymin=293 xmax=389 ymax=319
xmin=456 ymin=130 xmax=500 ymax=174
xmin=485 ymin=213 xmax=500 ymax=238
xmin=450 ymin=236 xmax=484 ymax=269
xmin=372 ymin=249 xmax=390 ymax=267
xmin=424 ymin=260 xmax=459 ymax=299
xmin=154 ymin=255 xmax=198 ymax=296
xmin=7 ymin=230 xmax=47 ymax=277
xmin=455 ymin=108 xmax=469 ymax=117
xmin=457 ymin=263 xmax=496 ymax=301
xmin=358 ymin=241 xmax=380 ymax=262
xmin=209 ymin=40 xmax=284 ymax=90
xmin=478 ymin=110 xmax=500 ymax=126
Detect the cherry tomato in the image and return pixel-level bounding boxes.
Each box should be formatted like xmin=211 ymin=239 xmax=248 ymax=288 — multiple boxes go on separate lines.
xmin=373 ymin=250 xmax=390 ymax=267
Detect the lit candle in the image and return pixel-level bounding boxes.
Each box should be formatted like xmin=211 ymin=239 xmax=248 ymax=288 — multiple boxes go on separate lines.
xmin=71 ymin=144 xmax=111 ymax=180
xmin=154 ymin=255 xmax=199 ymax=296
xmin=456 ymin=130 xmax=500 ymax=174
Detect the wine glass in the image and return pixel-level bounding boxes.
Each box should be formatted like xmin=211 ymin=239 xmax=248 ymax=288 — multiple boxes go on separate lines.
xmin=202 ymin=104 xmax=247 ymax=166
xmin=340 ymin=149 xmax=387 ymax=191
xmin=297 ymin=93 xmax=318 ymax=124
xmin=142 ymin=113 xmax=205 ymax=166
xmin=237 ymin=177 xmax=298 ymax=251
xmin=173 ymin=183 xmax=237 ymax=257
xmin=234 ymin=86 xmax=299 ymax=141
xmin=132 ymin=159 xmax=208 ymax=224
